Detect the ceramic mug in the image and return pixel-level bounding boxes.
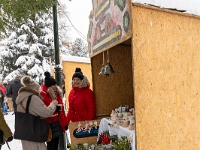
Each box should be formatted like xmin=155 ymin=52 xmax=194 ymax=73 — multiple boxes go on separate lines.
xmin=118 ymin=113 xmax=123 ymax=118
xmin=128 ymin=115 xmax=134 ymax=120
xmin=90 ymin=144 xmax=95 ymax=150
xmin=83 ymin=143 xmax=88 ymax=150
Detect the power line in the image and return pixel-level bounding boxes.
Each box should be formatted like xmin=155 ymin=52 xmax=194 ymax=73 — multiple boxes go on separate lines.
xmin=63 ymin=13 xmax=87 ymax=41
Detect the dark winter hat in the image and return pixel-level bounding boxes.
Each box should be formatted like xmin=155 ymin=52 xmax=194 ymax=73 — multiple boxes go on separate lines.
xmin=21 ymin=76 xmax=40 ymax=90
xmin=72 ymin=68 xmax=84 ymax=80
xmin=44 ymin=71 xmax=57 ymax=88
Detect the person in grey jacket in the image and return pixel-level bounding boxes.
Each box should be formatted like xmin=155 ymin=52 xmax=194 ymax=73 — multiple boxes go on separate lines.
xmin=7 ymin=76 xmax=23 ymax=113
xmin=15 ymin=76 xmax=58 ymax=150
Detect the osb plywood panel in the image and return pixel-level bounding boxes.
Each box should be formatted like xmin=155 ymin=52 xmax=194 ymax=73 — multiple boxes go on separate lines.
xmin=62 ymin=61 xmax=92 ymax=108
xmin=91 ymin=44 xmax=134 ymax=117
xmin=132 ymin=4 xmax=200 ymax=150
xmin=69 ymin=119 xmax=101 ymax=148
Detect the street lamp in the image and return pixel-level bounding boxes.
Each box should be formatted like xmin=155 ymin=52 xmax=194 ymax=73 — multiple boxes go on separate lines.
xmin=53 ymin=1 xmax=61 ymax=87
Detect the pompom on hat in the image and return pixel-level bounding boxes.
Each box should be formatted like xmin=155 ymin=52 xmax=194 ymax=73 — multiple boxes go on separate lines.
xmin=44 ymin=71 xmax=57 ymax=87
xmin=21 ymin=76 xmax=40 ymax=90
xmin=72 ymin=68 xmax=84 ymax=80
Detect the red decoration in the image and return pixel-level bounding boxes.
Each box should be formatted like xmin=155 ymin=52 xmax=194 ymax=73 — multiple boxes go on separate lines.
xmin=98 ymin=132 xmax=110 ymax=145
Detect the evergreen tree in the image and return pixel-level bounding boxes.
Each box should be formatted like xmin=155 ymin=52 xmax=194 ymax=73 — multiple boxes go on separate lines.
xmin=0 ymin=0 xmax=71 ymax=33
xmin=69 ymin=38 xmax=88 ymax=57
xmin=0 ymin=13 xmax=55 ymax=83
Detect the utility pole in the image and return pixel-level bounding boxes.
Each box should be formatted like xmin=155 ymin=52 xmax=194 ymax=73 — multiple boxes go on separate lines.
xmin=53 ymin=2 xmax=67 ymax=150
xmin=53 ymin=1 xmax=61 ymax=87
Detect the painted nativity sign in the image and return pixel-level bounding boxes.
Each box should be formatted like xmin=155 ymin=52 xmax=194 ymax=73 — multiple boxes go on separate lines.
xmin=88 ymin=0 xmax=132 ymax=57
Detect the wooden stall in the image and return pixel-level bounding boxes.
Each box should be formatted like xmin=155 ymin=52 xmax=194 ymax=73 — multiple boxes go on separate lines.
xmin=88 ymin=0 xmax=134 ymax=117
xmin=132 ymin=4 xmax=200 ymax=150
xmin=87 ymin=0 xmax=200 ymax=150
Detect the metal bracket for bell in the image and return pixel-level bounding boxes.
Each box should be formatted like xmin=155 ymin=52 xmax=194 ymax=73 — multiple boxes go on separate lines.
xmin=99 ymin=52 xmax=109 ymax=76
xmin=104 ymin=50 xmax=115 ymax=75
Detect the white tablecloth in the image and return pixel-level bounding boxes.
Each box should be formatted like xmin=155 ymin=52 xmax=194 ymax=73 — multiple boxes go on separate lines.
xmin=98 ymin=118 xmax=135 ymax=150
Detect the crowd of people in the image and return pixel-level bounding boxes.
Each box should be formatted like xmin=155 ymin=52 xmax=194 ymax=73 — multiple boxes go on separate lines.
xmin=0 ymin=67 xmax=96 ymax=150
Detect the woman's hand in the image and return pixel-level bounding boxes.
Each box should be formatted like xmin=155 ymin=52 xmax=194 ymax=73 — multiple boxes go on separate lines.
xmin=7 ymin=136 xmax=13 ymax=142
xmin=52 ymin=100 xmax=58 ymax=105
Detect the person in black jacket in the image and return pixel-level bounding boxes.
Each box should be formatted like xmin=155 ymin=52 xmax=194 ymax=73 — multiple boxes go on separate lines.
xmin=5 ymin=80 xmax=13 ymax=112
xmin=7 ymin=76 xmax=23 ymax=113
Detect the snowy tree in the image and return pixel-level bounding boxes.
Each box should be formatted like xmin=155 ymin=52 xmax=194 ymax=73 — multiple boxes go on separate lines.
xmin=69 ymin=38 xmax=88 ymax=57
xmin=0 ymin=1 xmax=56 ymax=34
xmin=0 ymin=0 xmax=71 ymax=33
xmin=57 ymin=2 xmax=71 ymax=46
xmin=57 ymin=2 xmax=71 ymax=56
xmin=0 ymin=13 xmax=56 ymax=83
xmin=0 ymin=0 xmax=74 ymax=82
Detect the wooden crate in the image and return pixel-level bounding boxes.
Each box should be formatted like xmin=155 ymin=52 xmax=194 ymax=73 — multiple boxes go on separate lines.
xmin=68 ymin=119 xmax=101 ymax=148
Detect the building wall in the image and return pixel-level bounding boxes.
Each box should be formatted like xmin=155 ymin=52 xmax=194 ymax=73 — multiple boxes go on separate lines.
xmin=132 ymin=4 xmax=200 ymax=150
xmin=62 ymin=57 xmax=92 ymax=108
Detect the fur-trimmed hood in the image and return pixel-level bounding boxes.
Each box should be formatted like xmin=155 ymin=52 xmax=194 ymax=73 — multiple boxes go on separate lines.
xmin=18 ymin=86 xmax=39 ymax=95
xmin=15 ymin=86 xmax=40 ymax=105
xmin=72 ymin=75 xmax=90 ymax=88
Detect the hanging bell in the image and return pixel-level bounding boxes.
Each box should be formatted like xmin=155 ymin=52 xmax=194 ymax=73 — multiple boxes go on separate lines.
xmin=104 ymin=63 xmax=115 ymax=75
xmin=99 ymin=66 xmax=109 ymax=76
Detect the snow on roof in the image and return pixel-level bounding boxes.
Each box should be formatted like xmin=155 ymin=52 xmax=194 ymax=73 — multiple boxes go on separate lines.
xmin=61 ymin=55 xmax=91 ymax=64
xmin=132 ymin=0 xmax=200 ymax=16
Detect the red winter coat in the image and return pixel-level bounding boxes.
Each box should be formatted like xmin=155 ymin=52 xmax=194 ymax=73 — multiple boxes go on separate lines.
xmin=0 ymin=85 xmax=6 ymax=95
xmin=66 ymin=76 xmax=96 ymax=124
xmin=40 ymin=84 xmax=68 ymax=132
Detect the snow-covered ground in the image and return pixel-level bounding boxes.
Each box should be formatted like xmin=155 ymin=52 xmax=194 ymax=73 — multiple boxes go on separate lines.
xmin=3 ymin=112 xmax=70 ymax=150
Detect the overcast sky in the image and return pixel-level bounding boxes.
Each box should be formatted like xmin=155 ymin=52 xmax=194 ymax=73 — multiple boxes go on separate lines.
xmin=61 ymin=0 xmax=92 ymax=42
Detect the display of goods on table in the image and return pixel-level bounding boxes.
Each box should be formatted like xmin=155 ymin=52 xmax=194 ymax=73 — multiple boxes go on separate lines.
xmin=109 ymin=106 xmax=135 ymax=130
xmin=73 ymin=121 xmax=99 ymax=138
xmin=67 ymin=132 xmax=131 ymax=150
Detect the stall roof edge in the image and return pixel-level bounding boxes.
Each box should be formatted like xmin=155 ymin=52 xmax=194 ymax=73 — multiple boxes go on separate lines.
xmin=61 ymin=55 xmax=91 ymax=63
xmin=131 ymin=0 xmax=200 ymax=17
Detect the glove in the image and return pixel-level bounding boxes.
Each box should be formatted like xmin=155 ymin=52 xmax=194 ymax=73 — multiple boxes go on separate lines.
xmin=7 ymin=136 xmax=13 ymax=142
xmin=56 ymin=105 xmax=62 ymax=112
xmin=65 ymin=126 xmax=68 ymax=130
xmin=67 ymin=143 xmax=71 ymax=148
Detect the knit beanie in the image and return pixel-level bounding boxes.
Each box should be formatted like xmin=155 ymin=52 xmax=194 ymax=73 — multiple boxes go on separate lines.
xmin=44 ymin=71 xmax=57 ymax=87
xmin=21 ymin=76 xmax=40 ymax=90
xmin=72 ymin=68 xmax=84 ymax=80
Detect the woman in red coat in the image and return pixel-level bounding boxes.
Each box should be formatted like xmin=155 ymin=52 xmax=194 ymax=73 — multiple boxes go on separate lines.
xmin=66 ymin=68 xmax=96 ymax=123
xmin=40 ymin=72 xmax=67 ymax=150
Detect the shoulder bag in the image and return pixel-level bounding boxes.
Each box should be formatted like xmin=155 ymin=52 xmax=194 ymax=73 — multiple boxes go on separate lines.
xmin=50 ymin=121 xmax=63 ymax=139
xmin=14 ymin=95 xmax=51 ymax=142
